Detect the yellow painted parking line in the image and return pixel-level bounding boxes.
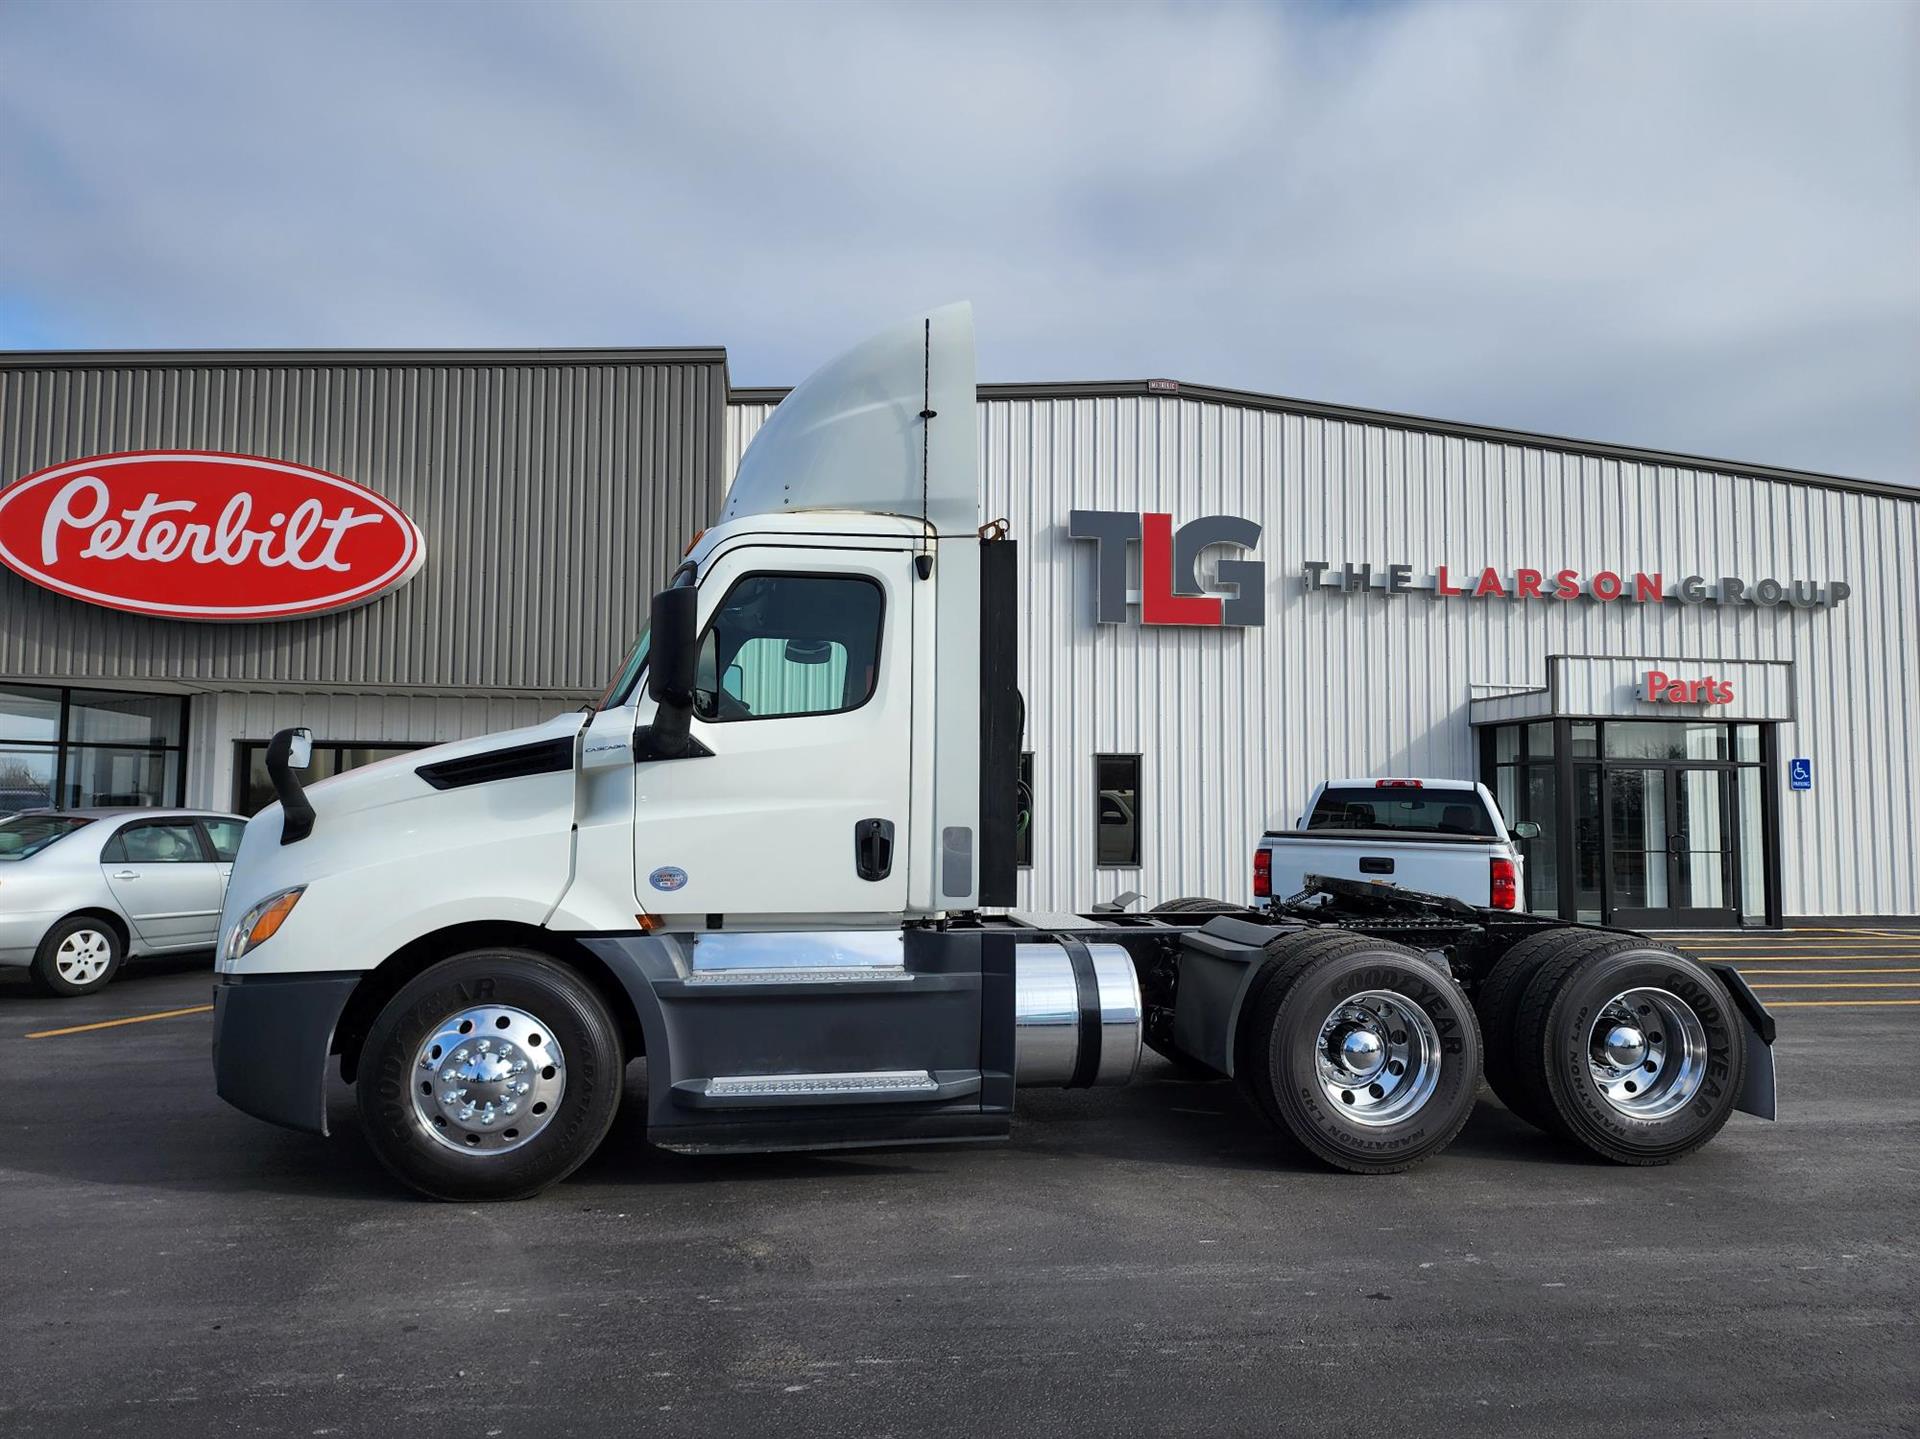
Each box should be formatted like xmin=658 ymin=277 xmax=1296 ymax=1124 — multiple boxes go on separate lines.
xmin=1768 ymin=999 xmax=1920 ymax=1008
xmin=1679 ymin=941 xmax=1920 ymax=949
xmin=1731 ymin=967 xmax=1920 ymax=975
xmin=1700 ymin=956 xmax=1920 ymax=964
xmin=1745 ymin=982 xmax=1920 ymax=990
xmin=24 ymin=1004 xmax=214 ymax=1039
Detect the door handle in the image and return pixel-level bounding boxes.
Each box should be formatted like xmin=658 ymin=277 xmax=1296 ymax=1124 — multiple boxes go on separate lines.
xmin=854 ymin=818 xmax=895 ymax=882
xmin=113 ymin=870 xmax=138 ymax=880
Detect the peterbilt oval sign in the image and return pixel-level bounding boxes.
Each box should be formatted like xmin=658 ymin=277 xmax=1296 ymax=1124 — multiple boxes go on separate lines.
xmin=0 ymin=451 xmax=425 ymax=621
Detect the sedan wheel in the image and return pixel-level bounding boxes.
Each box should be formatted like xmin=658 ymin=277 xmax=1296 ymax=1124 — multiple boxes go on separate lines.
xmin=30 ymin=918 xmax=126 ymax=997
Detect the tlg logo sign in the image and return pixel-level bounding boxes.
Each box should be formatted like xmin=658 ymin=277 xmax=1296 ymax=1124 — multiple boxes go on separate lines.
xmin=1068 ymin=510 xmax=1264 ymax=627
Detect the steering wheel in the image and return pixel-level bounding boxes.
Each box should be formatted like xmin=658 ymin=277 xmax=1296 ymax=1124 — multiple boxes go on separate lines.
xmin=694 ymin=688 xmax=755 ymax=722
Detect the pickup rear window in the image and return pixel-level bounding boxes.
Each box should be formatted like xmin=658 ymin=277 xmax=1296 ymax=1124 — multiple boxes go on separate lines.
xmin=1305 ymin=788 xmax=1496 ymax=838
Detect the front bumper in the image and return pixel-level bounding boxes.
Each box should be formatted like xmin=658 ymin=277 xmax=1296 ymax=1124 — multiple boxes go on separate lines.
xmin=212 ymin=972 xmax=362 ymax=1135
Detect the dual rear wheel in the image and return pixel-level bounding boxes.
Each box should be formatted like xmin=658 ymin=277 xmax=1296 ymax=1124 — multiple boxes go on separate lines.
xmin=1475 ymin=931 xmax=1746 ymax=1165
xmin=1235 ymin=931 xmax=1482 ymax=1174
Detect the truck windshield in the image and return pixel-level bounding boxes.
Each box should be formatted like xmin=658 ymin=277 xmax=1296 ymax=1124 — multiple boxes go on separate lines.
xmin=1306 ymin=788 xmax=1496 ymax=837
xmin=594 ymin=563 xmax=697 ymax=710
xmin=0 ymin=814 xmax=94 ymax=860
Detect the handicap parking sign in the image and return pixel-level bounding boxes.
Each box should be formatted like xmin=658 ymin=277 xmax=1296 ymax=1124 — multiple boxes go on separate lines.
xmin=1789 ymin=757 xmax=1812 ymax=791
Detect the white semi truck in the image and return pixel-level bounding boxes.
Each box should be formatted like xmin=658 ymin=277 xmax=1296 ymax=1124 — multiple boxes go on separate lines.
xmin=211 ymin=304 xmax=1776 ymax=1201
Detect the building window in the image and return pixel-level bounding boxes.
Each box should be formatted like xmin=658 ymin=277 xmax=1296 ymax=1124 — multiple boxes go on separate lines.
xmin=0 ymin=683 xmax=187 ymax=818
xmin=1095 ymin=753 xmax=1141 ymax=868
xmin=1016 ymin=751 xmax=1034 ymax=869
xmin=233 ymin=741 xmax=428 ymax=816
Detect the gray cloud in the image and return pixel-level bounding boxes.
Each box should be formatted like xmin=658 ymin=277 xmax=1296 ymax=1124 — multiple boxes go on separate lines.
xmin=0 ymin=0 xmax=1913 ymax=482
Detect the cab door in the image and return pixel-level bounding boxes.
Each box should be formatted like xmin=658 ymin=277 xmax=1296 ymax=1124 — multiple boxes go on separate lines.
xmin=633 ymin=544 xmax=914 ymax=921
xmin=101 ymin=818 xmax=228 ymax=950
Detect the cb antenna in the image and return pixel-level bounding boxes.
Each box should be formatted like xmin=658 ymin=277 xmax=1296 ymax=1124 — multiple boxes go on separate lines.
xmin=916 ymin=315 xmax=935 ymax=580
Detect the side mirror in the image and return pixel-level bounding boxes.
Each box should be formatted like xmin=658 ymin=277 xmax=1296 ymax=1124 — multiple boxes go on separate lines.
xmin=286 ymin=728 xmax=313 ymax=771
xmin=1512 ymin=820 xmax=1542 ymax=841
xmin=635 ymin=586 xmax=707 ymax=762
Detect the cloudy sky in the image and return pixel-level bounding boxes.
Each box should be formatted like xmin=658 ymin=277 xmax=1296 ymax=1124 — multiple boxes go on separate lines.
xmin=1 ymin=0 xmax=1914 ymax=482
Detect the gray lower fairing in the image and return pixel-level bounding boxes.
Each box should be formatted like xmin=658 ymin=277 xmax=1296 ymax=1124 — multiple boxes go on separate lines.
xmin=580 ymin=927 xmax=1019 ymax=1154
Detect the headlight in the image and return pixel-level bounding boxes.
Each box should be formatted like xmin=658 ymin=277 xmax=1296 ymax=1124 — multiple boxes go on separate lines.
xmin=225 ymin=885 xmax=306 ymax=961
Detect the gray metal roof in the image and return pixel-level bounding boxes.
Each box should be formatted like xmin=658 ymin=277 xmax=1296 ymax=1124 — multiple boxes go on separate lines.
xmin=733 ymin=376 xmax=1913 ymax=504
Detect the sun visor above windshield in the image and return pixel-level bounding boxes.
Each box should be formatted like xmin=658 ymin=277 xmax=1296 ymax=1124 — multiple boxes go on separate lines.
xmin=724 ymin=302 xmax=979 ymax=535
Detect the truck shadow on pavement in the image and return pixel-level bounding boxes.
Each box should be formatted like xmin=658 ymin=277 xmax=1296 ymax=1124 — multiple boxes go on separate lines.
xmin=0 ymin=985 xmax=1596 ymax=1206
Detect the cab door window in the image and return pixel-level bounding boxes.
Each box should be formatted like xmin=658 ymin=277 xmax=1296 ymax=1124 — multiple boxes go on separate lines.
xmin=694 ymin=574 xmax=884 ymax=723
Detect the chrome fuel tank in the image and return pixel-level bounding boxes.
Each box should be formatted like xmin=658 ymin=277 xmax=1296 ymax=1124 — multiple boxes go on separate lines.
xmin=1013 ymin=941 xmax=1141 ymax=1087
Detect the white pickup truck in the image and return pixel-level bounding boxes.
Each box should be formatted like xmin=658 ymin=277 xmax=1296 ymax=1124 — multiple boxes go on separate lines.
xmin=1255 ymin=778 xmax=1538 ymax=911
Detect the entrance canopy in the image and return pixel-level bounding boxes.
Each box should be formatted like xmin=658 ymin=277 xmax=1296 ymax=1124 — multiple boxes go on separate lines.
xmin=1471 ymin=655 xmax=1794 ymax=726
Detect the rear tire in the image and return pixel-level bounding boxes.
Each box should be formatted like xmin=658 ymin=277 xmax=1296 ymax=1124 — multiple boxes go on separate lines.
xmin=1512 ymin=941 xmax=1745 ymax=1165
xmin=1150 ymin=897 xmax=1241 ymax=915
xmin=1476 ymin=926 xmax=1625 ymax=1129
xmin=29 ymin=917 xmax=125 ymax=997
xmin=1240 ymin=933 xmax=1481 ymax=1174
xmin=355 ymin=948 xmax=625 ymax=1201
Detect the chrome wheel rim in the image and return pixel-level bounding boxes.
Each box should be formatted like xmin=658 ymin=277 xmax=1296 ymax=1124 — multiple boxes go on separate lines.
xmin=1314 ymin=988 xmax=1442 ymax=1127
xmin=55 ymin=929 xmax=114 ymax=986
xmin=1587 ymin=986 xmax=1708 ymax=1120
xmin=411 ymin=1004 xmax=566 ymax=1155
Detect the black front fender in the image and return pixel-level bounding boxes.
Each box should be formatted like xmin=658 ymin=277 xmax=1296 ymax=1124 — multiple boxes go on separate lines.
xmin=212 ymin=973 xmax=361 ymax=1135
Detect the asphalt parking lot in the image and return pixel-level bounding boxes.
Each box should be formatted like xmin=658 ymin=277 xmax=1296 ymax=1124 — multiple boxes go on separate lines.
xmin=3 ymin=929 xmax=1916 ymax=1438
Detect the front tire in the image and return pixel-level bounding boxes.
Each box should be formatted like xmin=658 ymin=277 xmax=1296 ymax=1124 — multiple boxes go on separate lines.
xmin=29 ymin=917 xmax=125 ymax=997
xmin=1241 ymin=935 xmax=1482 ymax=1173
xmin=356 ymin=949 xmax=625 ymax=1201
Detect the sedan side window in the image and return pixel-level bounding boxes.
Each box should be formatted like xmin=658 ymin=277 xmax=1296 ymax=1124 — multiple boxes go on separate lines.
xmin=201 ymin=819 xmax=246 ymax=862
xmin=106 ymin=821 xmax=210 ymax=864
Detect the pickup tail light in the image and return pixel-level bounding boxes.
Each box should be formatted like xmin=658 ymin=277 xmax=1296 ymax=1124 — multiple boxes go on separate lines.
xmin=1253 ymin=846 xmax=1272 ymax=899
xmin=1376 ymin=778 xmax=1423 ymax=788
xmin=1490 ymin=857 xmax=1519 ymax=911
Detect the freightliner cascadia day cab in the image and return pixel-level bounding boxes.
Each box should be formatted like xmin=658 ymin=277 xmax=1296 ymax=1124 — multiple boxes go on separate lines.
xmin=211 ymin=304 xmax=1777 ymax=1201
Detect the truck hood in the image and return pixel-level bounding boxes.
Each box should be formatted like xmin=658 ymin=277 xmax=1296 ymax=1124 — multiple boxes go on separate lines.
xmin=301 ymin=709 xmax=584 ymax=819
xmin=231 ymin=709 xmax=585 ymax=884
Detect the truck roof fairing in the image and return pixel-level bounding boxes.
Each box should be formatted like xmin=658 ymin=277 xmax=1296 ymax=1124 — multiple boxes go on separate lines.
xmin=723 ymin=302 xmax=980 ymax=536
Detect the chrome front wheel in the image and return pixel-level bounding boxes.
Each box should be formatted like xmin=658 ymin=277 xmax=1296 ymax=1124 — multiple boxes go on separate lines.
xmin=357 ymin=949 xmax=624 ymax=1202
xmin=410 ymin=1003 xmax=568 ymax=1154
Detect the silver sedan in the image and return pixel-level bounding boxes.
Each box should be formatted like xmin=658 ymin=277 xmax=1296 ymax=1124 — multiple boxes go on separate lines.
xmin=0 ymin=808 xmax=248 ymax=997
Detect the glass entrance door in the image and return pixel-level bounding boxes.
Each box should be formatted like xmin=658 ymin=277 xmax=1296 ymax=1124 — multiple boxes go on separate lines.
xmin=1607 ymin=765 xmax=1739 ymax=929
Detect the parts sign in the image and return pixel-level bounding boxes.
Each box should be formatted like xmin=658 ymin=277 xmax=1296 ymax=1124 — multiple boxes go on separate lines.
xmin=0 ymin=451 xmax=426 ymax=621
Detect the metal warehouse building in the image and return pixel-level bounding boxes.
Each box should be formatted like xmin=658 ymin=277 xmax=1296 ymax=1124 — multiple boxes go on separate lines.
xmin=3 ymin=346 xmax=1915 ymax=928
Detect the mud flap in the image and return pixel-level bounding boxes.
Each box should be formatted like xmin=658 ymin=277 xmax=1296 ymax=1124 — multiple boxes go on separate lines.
xmin=1710 ymin=962 xmax=1778 ymax=1121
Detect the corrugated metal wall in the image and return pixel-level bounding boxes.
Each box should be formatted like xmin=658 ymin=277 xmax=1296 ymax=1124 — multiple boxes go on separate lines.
xmin=728 ymin=394 xmax=1920 ymax=919
xmin=0 ymin=354 xmax=726 ymax=693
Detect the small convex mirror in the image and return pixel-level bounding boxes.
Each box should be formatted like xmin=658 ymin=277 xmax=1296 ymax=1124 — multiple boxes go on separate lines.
xmin=287 ymin=728 xmax=314 ymax=771
xmin=1512 ymin=820 xmax=1542 ymax=840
